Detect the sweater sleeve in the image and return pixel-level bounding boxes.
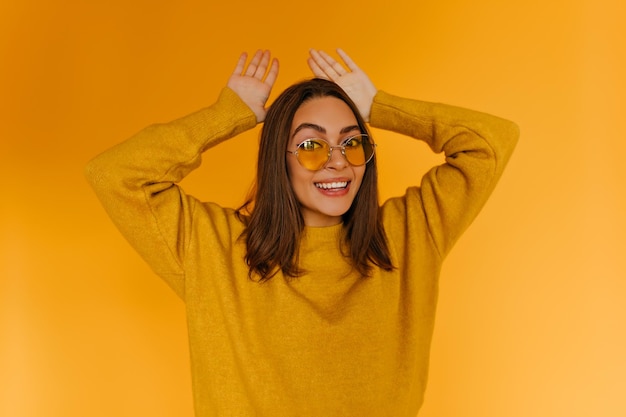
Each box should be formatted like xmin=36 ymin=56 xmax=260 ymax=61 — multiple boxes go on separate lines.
xmin=371 ymin=91 xmax=519 ymax=259
xmin=84 ymin=87 xmax=257 ymax=298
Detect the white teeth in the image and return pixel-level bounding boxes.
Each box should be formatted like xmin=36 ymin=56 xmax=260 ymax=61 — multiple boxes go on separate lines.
xmin=315 ymin=181 xmax=348 ymax=190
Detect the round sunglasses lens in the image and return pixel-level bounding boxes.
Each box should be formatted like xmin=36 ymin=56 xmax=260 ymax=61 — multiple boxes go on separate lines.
xmin=297 ymin=139 xmax=329 ymax=170
xmin=343 ymin=135 xmax=373 ymax=166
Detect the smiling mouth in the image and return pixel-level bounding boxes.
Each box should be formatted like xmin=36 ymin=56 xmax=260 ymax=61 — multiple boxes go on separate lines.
xmin=315 ymin=181 xmax=349 ymax=190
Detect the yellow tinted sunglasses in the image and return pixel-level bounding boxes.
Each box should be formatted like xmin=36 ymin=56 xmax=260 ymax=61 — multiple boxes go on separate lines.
xmin=286 ymin=134 xmax=376 ymax=171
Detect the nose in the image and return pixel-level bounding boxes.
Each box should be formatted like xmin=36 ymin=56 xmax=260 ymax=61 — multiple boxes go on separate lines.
xmin=325 ymin=146 xmax=348 ymax=169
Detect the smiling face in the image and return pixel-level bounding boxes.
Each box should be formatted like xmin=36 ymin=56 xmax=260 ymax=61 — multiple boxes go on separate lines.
xmin=286 ymin=96 xmax=366 ymax=227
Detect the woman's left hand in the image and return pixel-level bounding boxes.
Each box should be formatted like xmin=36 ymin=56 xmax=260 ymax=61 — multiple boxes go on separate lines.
xmin=307 ymin=48 xmax=377 ymax=122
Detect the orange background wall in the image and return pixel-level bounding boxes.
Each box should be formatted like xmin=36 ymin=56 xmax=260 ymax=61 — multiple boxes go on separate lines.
xmin=1 ymin=0 xmax=624 ymax=416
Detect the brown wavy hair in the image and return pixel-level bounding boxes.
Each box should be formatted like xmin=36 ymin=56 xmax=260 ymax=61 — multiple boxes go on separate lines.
xmin=236 ymin=78 xmax=394 ymax=281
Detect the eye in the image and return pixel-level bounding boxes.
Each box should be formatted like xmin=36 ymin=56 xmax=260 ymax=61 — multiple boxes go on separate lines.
xmin=299 ymin=139 xmax=324 ymax=152
xmin=343 ymin=136 xmax=362 ymax=148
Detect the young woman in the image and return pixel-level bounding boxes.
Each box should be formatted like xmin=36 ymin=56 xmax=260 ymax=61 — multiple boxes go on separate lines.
xmin=86 ymin=49 xmax=519 ymax=417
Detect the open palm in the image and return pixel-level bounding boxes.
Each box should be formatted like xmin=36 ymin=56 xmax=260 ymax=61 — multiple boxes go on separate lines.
xmin=227 ymin=50 xmax=279 ymax=123
xmin=307 ymin=48 xmax=377 ymax=122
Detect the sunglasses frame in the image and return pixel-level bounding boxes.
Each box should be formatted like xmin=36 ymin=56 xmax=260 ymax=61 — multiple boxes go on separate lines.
xmin=286 ymin=134 xmax=376 ymax=171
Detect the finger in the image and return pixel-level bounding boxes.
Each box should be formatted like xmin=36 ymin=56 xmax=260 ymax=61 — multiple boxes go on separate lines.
xmin=310 ymin=49 xmax=339 ymax=77
xmin=309 ymin=49 xmax=341 ymax=79
xmin=318 ymin=49 xmax=348 ymax=76
xmin=336 ymin=48 xmax=360 ymax=72
xmin=232 ymin=52 xmax=247 ymax=75
xmin=244 ymin=50 xmax=263 ymax=76
xmin=307 ymin=57 xmax=328 ymax=79
xmin=264 ymin=58 xmax=280 ymax=86
xmin=255 ymin=50 xmax=270 ymax=80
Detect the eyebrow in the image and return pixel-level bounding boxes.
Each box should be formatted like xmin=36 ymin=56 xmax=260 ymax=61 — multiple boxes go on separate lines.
xmin=292 ymin=123 xmax=360 ymax=137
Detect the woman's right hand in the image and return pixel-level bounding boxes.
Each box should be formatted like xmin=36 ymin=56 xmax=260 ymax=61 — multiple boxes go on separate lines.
xmin=227 ymin=50 xmax=279 ymax=123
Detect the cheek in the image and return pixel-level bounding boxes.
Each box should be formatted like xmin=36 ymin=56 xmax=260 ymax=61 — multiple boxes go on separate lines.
xmin=286 ymin=158 xmax=309 ymax=194
xmin=354 ymin=166 xmax=366 ymax=187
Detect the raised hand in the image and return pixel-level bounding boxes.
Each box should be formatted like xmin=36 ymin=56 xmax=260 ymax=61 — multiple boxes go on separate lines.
xmin=307 ymin=48 xmax=377 ymax=122
xmin=227 ymin=50 xmax=279 ymax=123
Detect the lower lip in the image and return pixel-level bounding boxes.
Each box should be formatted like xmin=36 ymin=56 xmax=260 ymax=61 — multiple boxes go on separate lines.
xmin=315 ymin=183 xmax=351 ymax=197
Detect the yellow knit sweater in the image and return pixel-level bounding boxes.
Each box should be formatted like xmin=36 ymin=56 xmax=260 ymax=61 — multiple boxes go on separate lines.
xmin=86 ymin=87 xmax=518 ymax=416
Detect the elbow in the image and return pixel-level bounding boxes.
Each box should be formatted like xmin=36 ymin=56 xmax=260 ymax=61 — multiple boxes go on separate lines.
xmin=507 ymin=120 xmax=521 ymax=146
xmin=84 ymin=154 xmax=111 ymax=193
xmin=504 ymin=120 xmax=521 ymax=161
xmin=491 ymin=118 xmax=520 ymax=164
xmin=500 ymin=118 xmax=520 ymax=149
